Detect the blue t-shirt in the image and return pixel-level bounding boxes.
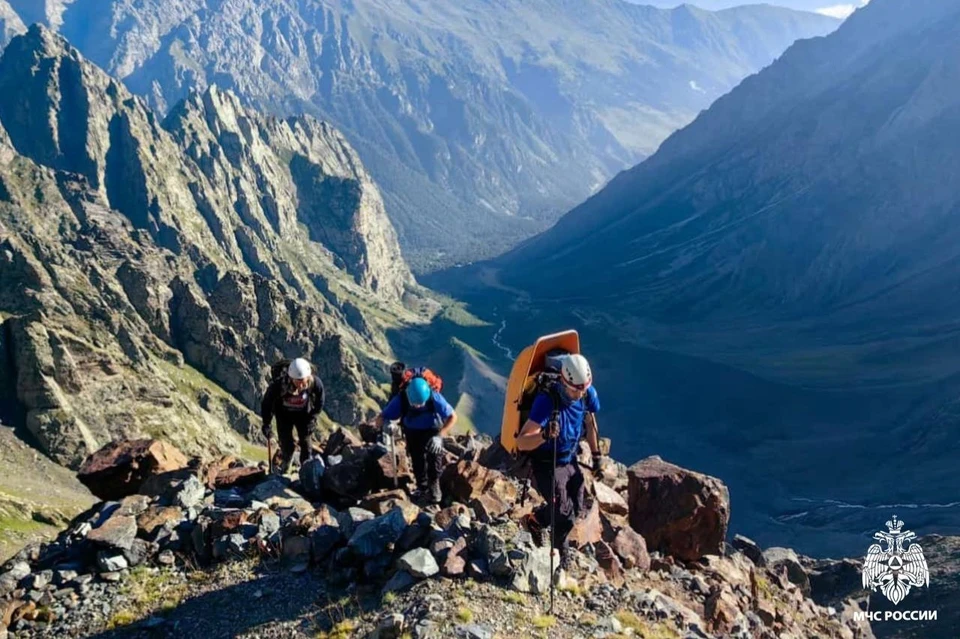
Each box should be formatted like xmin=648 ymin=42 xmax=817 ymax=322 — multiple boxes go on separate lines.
xmin=529 ymin=385 xmax=600 ymax=464
xmin=381 ymin=390 xmax=455 ymax=431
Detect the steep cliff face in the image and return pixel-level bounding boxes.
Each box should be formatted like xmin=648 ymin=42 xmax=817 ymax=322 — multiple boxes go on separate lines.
xmin=0 ymin=26 xmax=414 ymax=467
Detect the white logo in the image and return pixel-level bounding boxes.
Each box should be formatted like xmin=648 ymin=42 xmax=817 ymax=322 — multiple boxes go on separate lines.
xmin=862 ymin=515 xmax=929 ymax=605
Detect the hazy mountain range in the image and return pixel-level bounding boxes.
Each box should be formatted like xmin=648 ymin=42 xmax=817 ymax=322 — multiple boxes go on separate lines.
xmin=0 ymin=0 xmax=838 ymax=269
xmin=634 ymin=0 xmax=871 ymax=20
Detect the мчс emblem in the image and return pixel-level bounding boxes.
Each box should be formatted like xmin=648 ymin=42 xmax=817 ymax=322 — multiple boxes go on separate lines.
xmin=862 ymin=515 xmax=929 ymax=605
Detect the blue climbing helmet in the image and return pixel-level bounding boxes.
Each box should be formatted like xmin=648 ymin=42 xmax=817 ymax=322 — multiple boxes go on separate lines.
xmin=405 ymin=377 xmax=432 ymax=406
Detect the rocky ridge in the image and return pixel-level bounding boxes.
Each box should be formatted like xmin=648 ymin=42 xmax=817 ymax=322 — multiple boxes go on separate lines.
xmin=0 ymin=25 xmax=416 ymax=471
xmin=0 ymin=432 xmax=877 ymax=639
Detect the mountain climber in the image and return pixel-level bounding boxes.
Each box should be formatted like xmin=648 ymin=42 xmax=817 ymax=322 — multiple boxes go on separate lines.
xmin=261 ymin=358 xmax=325 ymax=473
xmin=372 ymin=376 xmax=457 ymax=505
xmin=515 ymin=353 xmax=601 ymax=566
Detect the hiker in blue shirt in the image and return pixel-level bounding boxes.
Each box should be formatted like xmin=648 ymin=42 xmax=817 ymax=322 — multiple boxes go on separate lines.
xmin=516 ymin=354 xmax=601 ymax=567
xmin=374 ymin=376 xmax=457 ymax=504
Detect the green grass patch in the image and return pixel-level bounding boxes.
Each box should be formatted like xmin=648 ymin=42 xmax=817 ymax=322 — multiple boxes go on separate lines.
xmin=500 ymin=591 xmax=525 ymax=604
xmin=316 ymin=619 xmax=357 ymax=639
xmin=531 ymin=615 xmax=556 ymax=628
xmin=238 ymin=439 xmax=268 ymax=463
xmin=382 ymin=591 xmax=397 ymax=605
xmin=455 ymin=607 xmax=474 ymax=623
xmin=107 ymin=566 xmax=189 ymax=628
xmin=612 ymin=610 xmax=681 ymax=639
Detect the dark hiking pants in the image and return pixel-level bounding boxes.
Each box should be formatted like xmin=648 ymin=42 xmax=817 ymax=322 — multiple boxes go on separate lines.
xmin=404 ymin=428 xmax=444 ymax=489
xmin=532 ymin=459 xmax=585 ymax=550
xmin=277 ymin=420 xmax=312 ymax=466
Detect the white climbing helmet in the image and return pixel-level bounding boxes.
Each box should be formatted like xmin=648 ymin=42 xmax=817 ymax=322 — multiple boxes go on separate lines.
xmin=561 ymin=354 xmax=592 ymax=390
xmin=288 ymin=358 xmax=312 ymax=380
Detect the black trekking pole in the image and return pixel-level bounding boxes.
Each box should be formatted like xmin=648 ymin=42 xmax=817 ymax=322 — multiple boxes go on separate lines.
xmin=549 ymin=421 xmax=558 ymax=614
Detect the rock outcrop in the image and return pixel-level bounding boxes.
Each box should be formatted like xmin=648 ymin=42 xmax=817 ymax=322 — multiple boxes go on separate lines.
xmin=627 ymin=456 xmax=730 ymax=562
xmin=0 ymin=26 xmax=416 ymax=465
xmin=0 ymin=433 xmax=877 ymax=638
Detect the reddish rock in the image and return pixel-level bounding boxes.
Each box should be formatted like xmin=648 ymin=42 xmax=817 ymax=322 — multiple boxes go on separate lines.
xmin=77 ymin=439 xmax=189 ymax=501
xmin=136 ymin=506 xmax=183 ymax=538
xmin=627 ymin=456 xmax=729 ymax=562
xmin=595 ymin=540 xmax=625 ymax=586
xmin=211 ymin=510 xmax=250 ymax=538
xmin=435 ymin=503 xmax=471 ymax=529
xmin=212 ymin=466 xmax=265 ymax=490
xmin=373 ymin=447 xmax=414 ymax=490
xmin=568 ymin=501 xmax=602 ymax=549
xmin=612 ymin=527 xmax=650 ymax=571
xmin=440 ymin=461 xmax=517 ymax=505
xmin=593 ymin=481 xmax=628 ymax=516
xmin=361 ymin=490 xmax=419 ymax=523
xmin=3 ymin=599 xmax=25 ymax=628
xmin=706 ymin=587 xmax=741 ymax=634
xmin=442 ymin=536 xmax=468 ymax=577
xmin=471 ymin=493 xmax=512 ymax=523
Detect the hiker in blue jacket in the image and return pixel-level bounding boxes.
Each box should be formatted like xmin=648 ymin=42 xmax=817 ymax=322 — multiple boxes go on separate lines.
xmin=373 ymin=377 xmax=457 ymax=504
xmin=516 ymin=354 xmax=601 ymax=566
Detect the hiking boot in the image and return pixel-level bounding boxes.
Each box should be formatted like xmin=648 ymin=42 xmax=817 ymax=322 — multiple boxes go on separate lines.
xmin=278 ymin=456 xmax=292 ymax=475
xmin=428 ymin=482 xmax=442 ymax=505
xmin=521 ymin=513 xmax=546 ymax=547
xmin=410 ymin=486 xmax=430 ymax=504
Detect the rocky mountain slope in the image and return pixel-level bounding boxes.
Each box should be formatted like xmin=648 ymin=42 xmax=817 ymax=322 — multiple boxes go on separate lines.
xmin=0 ymin=0 xmax=839 ymax=269
xmin=426 ymin=0 xmax=960 ymax=554
xmin=0 ymin=433 xmax=886 ymax=639
xmin=0 ymin=24 xmax=420 ymax=480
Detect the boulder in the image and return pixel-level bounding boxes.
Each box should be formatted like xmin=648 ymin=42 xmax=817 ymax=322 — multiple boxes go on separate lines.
xmin=807 ymin=558 xmax=866 ymax=607
xmin=282 ymin=535 xmax=312 ymax=569
xmin=442 ymin=537 xmax=468 ymax=577
xmin=298 ymin=457 xmax=326 ymax=499
xmin=440 ymin=461 xmax=517 ymax=505
xmin=324 ymin=428 xmax=363 ymax=458
xmin=612 ymin=527 xmax=651 ymax=571
xmin=382 ymin=570 xmax=416 ymax=594
xmin=304 ymin=505 xmax=343 ymax=561
xmin=87 ymin=514 xmax=137 ymax=551
xmin=323 ymin=452 xmax=373 ymax=502
xmin=213 ymin=466 xmax=266 ymax=491
xmin=705 ymin=587 xmax=741 ymax=635
xmin=435 ymin=504 xmax=471 ymax=530
xmin=626 ymin=456 xmax=729 ymax=562
xmin=509 ymin=546 xmax=556 ymax=594
xmin=374 ymin=442 xmax=414 ymax=489
xmin=568 ymin=501 xmax=602 ymax=549
xmin=347 ymin=507 xmax=407 ymax=558
xmin=732 ymin=534 xmax=766 ymax=567
xmin=470 ymin=493 xmax=512 ymax=523
xmin=77 ymin=439 xmax=189 ymax=501
xmin=593 ymin=481 xmax=628 ymax=516
xmin=174 ymin=476 xmax=205 ymax=509
xmin=595 ymin=540 xmax=625 ymax=586
xmin=763 ymin=547 xmax=811 ymax=595
xmin=398 ymin=548 xmax=439 ymax=579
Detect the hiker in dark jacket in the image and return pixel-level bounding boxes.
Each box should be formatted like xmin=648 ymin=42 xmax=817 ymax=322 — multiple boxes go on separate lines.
xmin=373 ymin=377 xmax=457 ymax=504
xmin=515 ymin=354 xmax=601 ymax=566
xmin=261 ymin=358 xmax=325 ymax=473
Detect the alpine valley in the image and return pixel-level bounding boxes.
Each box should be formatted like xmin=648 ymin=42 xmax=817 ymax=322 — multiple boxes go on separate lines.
xmin=430 ymin=0 xmax=960 ymax=560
